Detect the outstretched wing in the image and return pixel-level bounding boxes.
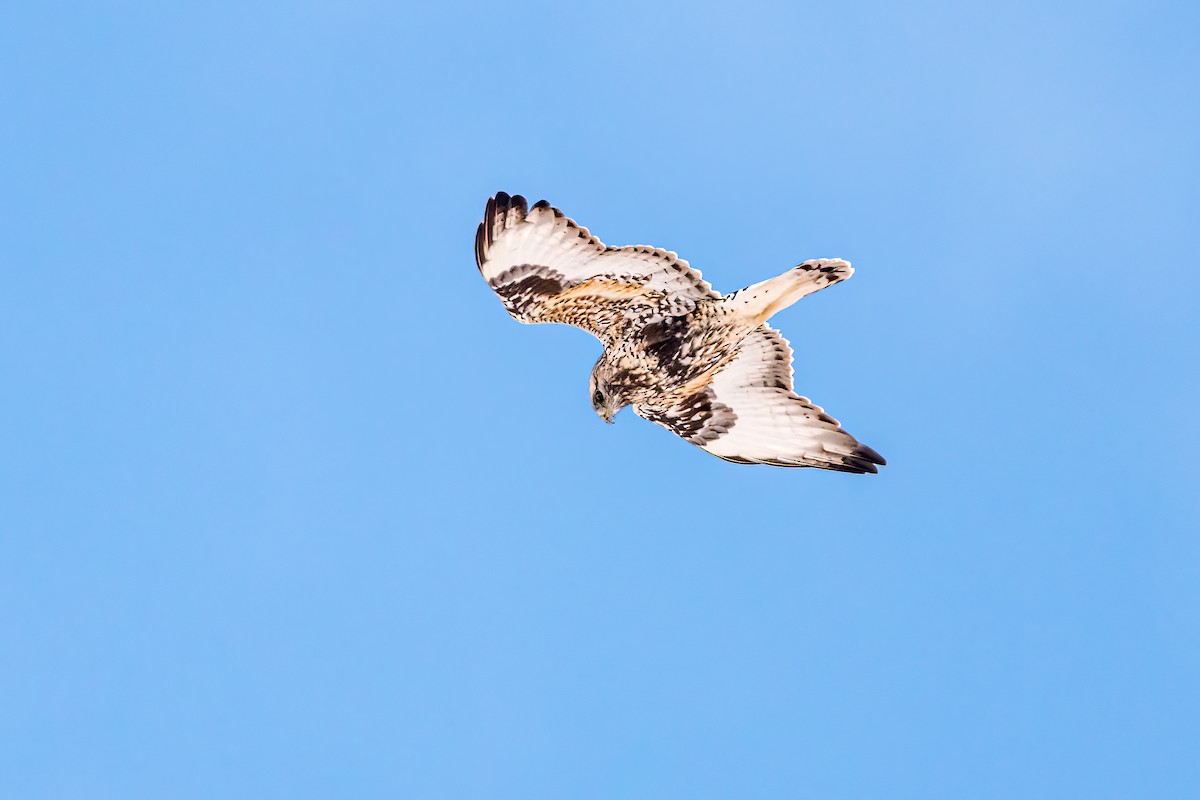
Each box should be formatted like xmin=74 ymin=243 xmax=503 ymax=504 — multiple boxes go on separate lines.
xmin=638 ymin=326 xmax=886 ymax=473
xmin=475 ymin=192 xmax=719 ymax=343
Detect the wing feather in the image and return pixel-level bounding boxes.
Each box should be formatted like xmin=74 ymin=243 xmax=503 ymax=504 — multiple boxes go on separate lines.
xmin=639 ymin=326 xmax=886 ymax=473
xmin=476 ymin=192 xmax=718 ymax=342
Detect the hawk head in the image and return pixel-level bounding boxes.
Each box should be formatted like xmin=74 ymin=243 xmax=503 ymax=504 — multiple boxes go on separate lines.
xmin=589 ymin=357 xmax=631 ymax=424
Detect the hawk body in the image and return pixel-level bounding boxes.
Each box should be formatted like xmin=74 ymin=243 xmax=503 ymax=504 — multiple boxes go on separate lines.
xmin=476 ymin=192 xmax=885 ymax=473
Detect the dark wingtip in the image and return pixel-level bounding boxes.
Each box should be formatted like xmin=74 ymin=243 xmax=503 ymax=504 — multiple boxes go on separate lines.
xmin=856 ymin=443 xmax=886 ymax=467
xmin=491 ymin=192 xmax=529 ymax=221
xmin=831 ymin=458 xmax=877 ymax=474
xmin=826 ymin=442 xmax=886 ymax=474
xmin=483 ymin=194 xmax=498 ymax=247
xmin=474 ymin=221 xmax=486 ymax=271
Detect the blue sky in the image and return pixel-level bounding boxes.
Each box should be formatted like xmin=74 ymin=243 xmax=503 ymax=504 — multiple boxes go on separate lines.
xmin=2 ymin=1 xmax=1198 ymax=797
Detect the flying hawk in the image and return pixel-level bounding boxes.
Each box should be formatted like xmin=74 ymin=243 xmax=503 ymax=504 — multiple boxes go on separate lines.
xmin=475 ymin=192 xmax=886 ymax=473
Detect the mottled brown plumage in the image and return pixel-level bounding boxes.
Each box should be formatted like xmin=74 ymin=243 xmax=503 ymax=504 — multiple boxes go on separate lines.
xmin=475 ymin=192 xmax=885 ymax=473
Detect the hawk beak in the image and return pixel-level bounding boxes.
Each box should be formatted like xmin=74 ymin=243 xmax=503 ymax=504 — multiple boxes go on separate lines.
xmin=602 ymin=402 xmax=617 ymax=424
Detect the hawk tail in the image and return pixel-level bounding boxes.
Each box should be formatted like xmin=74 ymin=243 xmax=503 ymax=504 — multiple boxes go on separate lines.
xmin=724 ymin=259 xmax=853 ymax=324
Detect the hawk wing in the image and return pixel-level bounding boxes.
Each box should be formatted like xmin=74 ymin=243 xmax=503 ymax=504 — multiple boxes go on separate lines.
xmin=475 ymin=192 xmax=719 ymax=343
xmin=638 ymin=326 xmax=886 ymax=473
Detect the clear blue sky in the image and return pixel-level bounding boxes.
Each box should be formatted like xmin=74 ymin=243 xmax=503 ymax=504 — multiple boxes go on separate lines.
xmin=2 ymin=1 xmax=1198 ymax=797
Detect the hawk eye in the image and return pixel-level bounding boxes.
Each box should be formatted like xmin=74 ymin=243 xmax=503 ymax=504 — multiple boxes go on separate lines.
xmin=592 ymin=390 xmax=605 ymax=407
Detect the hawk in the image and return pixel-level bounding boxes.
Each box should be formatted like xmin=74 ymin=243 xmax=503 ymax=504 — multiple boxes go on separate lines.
xmin=475 ymin=192 xmax=886 ymax=474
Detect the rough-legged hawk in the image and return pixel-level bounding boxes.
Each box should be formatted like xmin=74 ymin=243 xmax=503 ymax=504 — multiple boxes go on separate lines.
xmin=475 ymin=192 xmax=886 ymax=474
